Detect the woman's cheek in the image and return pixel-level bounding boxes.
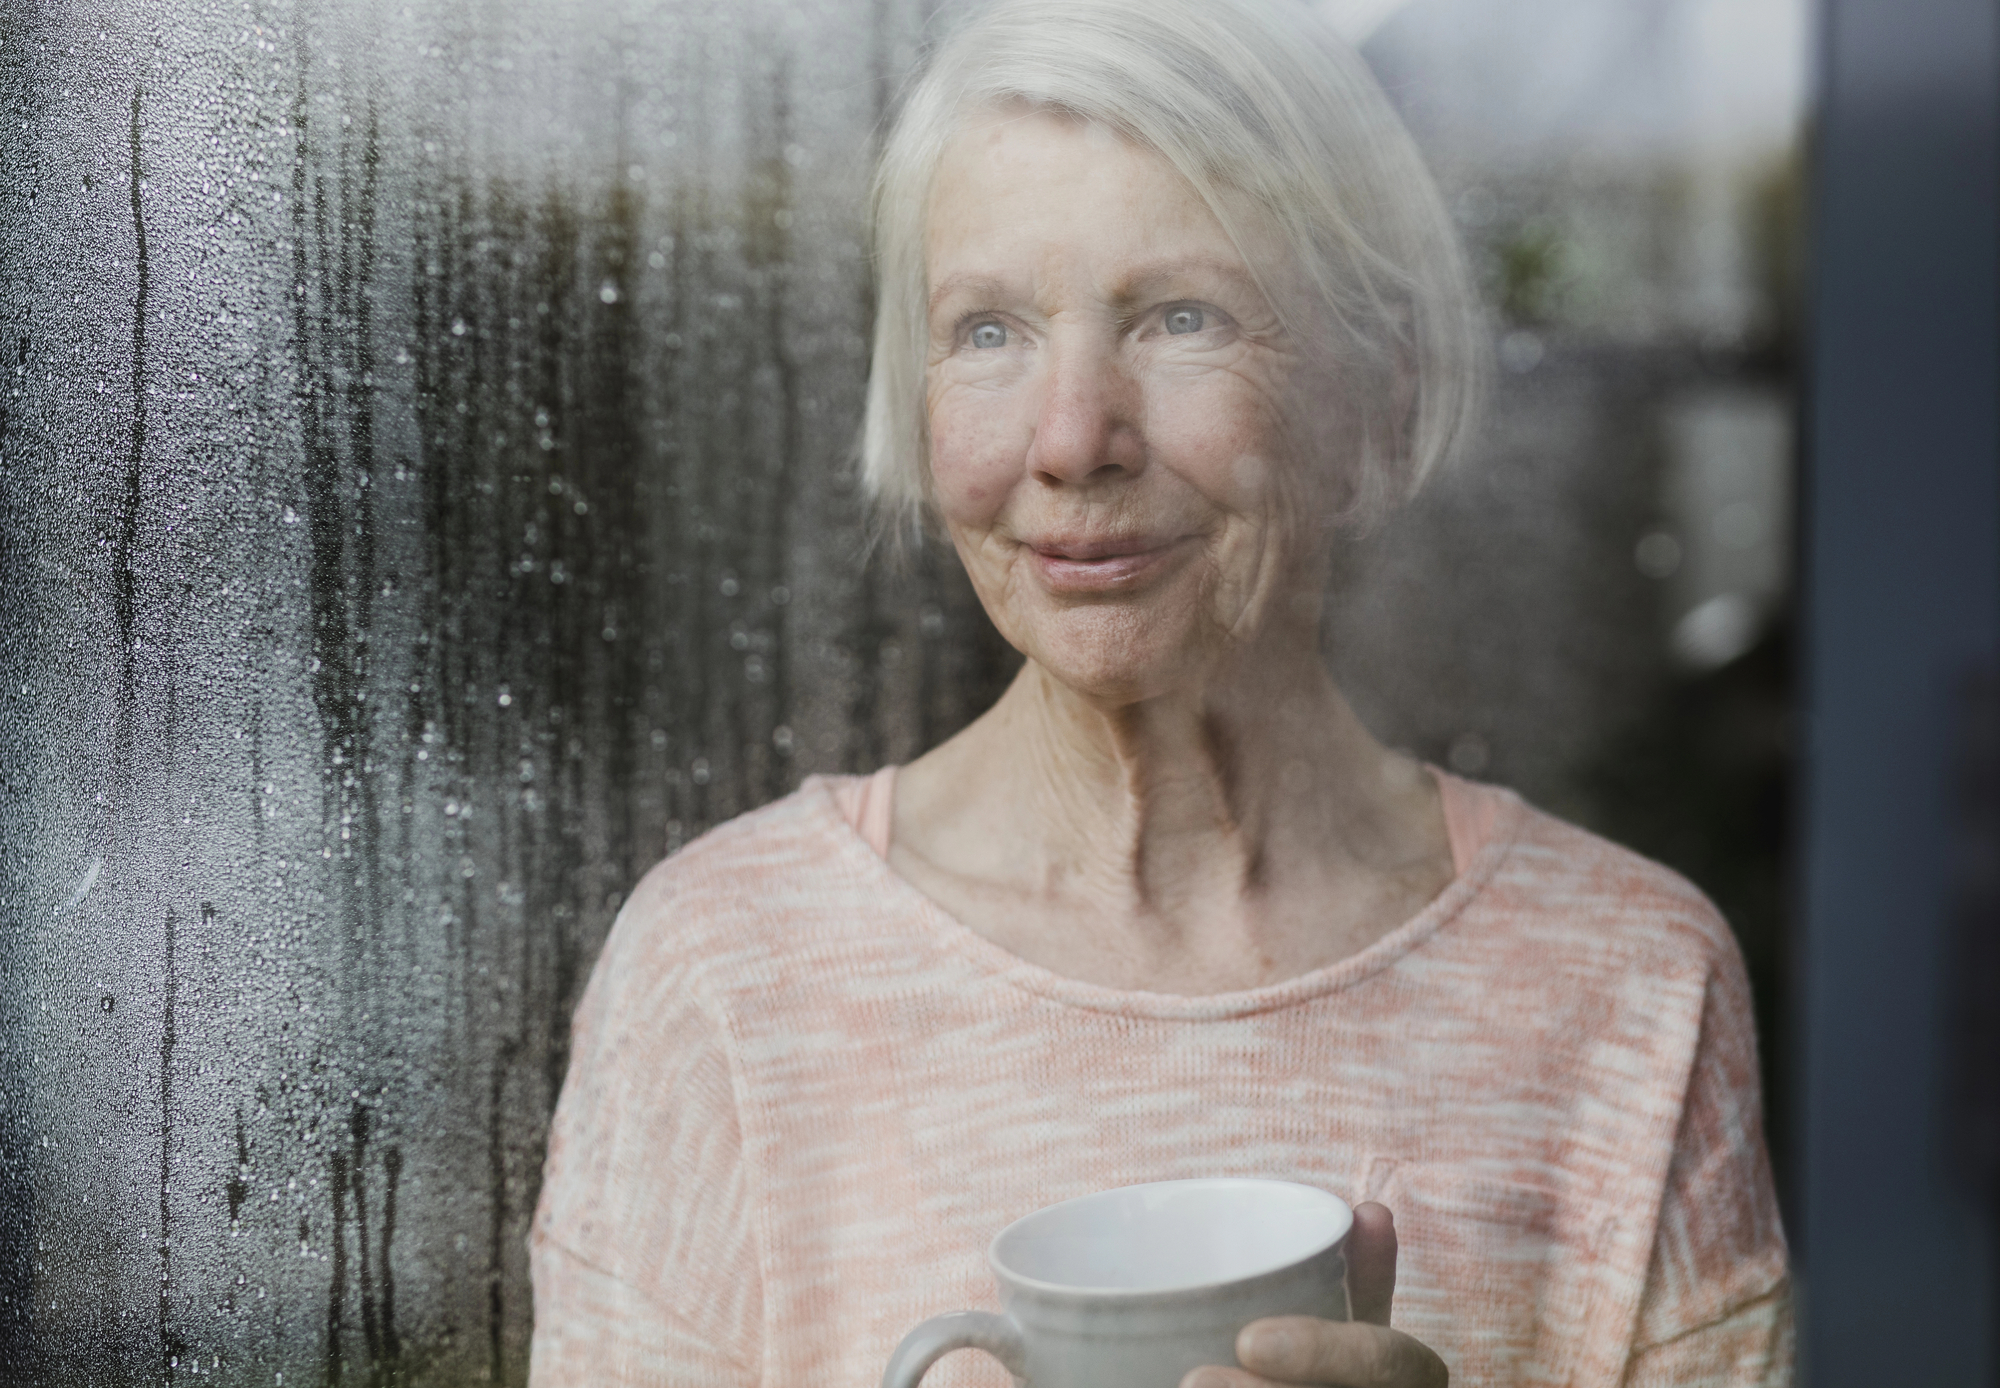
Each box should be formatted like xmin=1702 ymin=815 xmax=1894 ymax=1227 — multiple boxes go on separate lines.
xmin=1145 ymin=377 xmax=1284 ymax=512
xmin=927 ymin=407 xmax=1017 ymax=525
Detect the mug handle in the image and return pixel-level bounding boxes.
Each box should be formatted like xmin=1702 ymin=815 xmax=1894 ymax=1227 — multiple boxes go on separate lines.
xmin=881 ymin=1309 xmax=1029 ymax=1388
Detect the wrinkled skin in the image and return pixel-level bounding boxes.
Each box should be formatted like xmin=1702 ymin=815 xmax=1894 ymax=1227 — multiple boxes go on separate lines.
xmin=922 ymin=111 xmax=1343 ymax=708
xmin=896 ymin=109 xmax=1452 ymax=1387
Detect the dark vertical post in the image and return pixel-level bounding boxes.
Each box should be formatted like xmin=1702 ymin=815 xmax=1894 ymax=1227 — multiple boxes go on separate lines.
xmin=1804 ymin=0 xmax=2000 ymax=1381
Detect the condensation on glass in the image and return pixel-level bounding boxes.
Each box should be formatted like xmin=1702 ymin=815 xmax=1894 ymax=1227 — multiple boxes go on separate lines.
xmin=0 ymin=1 xmax=1006 ymax=1381
xmin=0 ymin=0 xmax=1801 ymax=1383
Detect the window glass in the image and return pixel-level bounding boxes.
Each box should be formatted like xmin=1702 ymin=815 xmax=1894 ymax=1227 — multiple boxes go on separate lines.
xmin=0 ymin=0 xmax=1801 ymax=1379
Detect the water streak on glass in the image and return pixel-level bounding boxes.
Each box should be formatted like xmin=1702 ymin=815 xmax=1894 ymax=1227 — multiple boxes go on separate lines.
xmin=0 ymin=1 xmax=1004 ymax=1381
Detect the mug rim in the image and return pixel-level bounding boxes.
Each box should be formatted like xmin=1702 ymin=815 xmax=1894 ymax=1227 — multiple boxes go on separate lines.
xmin=986 ymin=1177 xmax=1353 ymax=1300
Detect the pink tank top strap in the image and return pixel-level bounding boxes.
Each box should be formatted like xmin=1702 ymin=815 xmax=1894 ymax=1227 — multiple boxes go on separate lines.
xmin=831 ymin=765 xmax=897 ymax=859
xmin=1434 ymin=768 xmax=1500 ymax=877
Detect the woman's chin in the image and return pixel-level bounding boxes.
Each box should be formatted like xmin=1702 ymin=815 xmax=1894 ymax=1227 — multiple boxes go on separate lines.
xmin=1012 ymin=607 xmax=1226 ymax=709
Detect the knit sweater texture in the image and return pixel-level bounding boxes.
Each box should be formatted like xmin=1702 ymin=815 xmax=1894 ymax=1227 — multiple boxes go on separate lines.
xmin=528 ymin=769 xmax=1791 ymax=1387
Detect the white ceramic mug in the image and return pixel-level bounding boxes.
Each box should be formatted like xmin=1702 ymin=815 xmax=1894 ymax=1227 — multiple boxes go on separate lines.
xmin=881 ymin=1178 xmax=1353 ymax=1388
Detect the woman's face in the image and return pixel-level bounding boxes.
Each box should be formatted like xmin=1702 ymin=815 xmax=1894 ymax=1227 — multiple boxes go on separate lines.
xmin=924 ymin=108 xmax=1350 ymax=707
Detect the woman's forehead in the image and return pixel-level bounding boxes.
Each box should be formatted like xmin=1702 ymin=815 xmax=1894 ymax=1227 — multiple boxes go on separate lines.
xmin=929 ymin=108 xmax=1198 ymax=218
xmin=925 ymin=110 xmax=1286 ymax=293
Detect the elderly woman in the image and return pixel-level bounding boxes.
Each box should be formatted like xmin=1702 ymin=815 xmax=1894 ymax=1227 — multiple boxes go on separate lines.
xmin=528 ymin=0 xmax=1791 ymax=1383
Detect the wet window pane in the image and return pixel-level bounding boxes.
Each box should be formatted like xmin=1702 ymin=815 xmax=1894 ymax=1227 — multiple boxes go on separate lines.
xmin=0 ymin=0 xmax=1802 ymax=1381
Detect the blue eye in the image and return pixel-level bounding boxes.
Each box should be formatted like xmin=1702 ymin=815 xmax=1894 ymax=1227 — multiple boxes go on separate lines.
xmin=969 ymin=321 xmax=1007 ymax=349
xmin=1164 ymin=306 xmax=1205 ymax=335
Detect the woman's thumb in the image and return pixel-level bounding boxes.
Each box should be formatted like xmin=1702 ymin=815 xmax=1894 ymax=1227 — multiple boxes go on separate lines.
xmin=1346 ymin=1200 xmax=1399 ymax=1327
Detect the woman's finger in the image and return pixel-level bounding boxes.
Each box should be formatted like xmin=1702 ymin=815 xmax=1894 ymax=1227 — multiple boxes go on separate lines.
xmin=1219 ymin=1315 xmax=1448 ymax=1387
xmin=1345 ymin=1201 xmax=1398 ymax=1327
xmin=1179 ymin=1369 xmax=1284 ymax=1388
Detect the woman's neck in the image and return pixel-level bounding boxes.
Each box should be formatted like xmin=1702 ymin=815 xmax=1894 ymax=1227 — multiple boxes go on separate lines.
xmin=890 ymin=642 xmax=1453 ymax=994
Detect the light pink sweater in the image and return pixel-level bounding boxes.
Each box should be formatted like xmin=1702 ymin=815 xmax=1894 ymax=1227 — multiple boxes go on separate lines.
xmin=529 ymin=770 xmax=1791 ymax=1386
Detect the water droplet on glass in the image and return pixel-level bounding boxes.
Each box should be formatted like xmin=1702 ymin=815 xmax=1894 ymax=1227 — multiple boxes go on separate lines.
xmin=1672 ymin=592 xmax=1759 ymax=669
xmin=1499 ymin=329 xmax=1544 ymax=374
xmin=1447 ymin=732 xmax=1491 ymax=776
xmin=1634 ymin=531 xmax=1681 ymax=579
xmin=598 ymin=281 xmax=620 ymax=305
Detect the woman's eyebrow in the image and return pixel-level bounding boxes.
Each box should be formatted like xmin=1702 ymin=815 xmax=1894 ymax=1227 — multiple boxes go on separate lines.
xmin=927 ymin=259 xmax=1263 ymax=315
xmin=1111 ymin=257 xmax=1265 ymax=304
xmin=928 ymin=273 xmax=1015 ymax=313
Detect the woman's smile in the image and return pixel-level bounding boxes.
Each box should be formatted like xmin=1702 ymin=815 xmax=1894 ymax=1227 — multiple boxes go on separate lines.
xmin=1024 ymin=532 xmax=1200 ymax=592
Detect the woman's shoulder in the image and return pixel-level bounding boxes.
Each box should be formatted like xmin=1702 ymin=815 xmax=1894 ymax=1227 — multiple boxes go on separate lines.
xmin=1446 ymin=772 xmax=1745 ymax=980
xmin=597 ymin=774 xmax=887 ymax=974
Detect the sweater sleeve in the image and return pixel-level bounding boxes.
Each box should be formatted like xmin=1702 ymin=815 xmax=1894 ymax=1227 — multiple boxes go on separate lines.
xmin=528 ymin=873 xmax=763 ymax=1387
xmin=529 ymin=1238 xmax=756 ymax=1387
xmin=1621 ymin=935 xmax=1793 ymax=1386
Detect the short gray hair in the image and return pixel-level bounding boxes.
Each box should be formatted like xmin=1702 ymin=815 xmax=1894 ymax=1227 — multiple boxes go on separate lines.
xmin=861 ymin=0 xmax=1487 ymax=534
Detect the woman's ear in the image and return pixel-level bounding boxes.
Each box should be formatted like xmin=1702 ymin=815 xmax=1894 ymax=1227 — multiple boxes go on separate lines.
xmin=1299 ymin=313 xmax=1423 ymax=531
xmin=1280 ymin=347 xmax=1360 ymax=527
xmin=1352 ymin=334 xmax=1421 ymax=526
xmin=1305 ymin=371 xmax=1398 ymax=531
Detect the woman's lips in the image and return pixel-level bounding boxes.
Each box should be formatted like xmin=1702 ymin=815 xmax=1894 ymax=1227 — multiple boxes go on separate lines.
xmin=1027 ymin=536 xmax=1192 ymax=592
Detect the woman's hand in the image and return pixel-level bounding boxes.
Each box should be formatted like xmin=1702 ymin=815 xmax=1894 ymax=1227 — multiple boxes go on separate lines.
xmin=1180 ymin=1203 xmax=1449 ymax=1388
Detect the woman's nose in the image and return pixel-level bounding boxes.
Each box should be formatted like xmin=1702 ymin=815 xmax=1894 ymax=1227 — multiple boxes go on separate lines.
xmin=1023 ymin=340 xmax=1144 ymax=485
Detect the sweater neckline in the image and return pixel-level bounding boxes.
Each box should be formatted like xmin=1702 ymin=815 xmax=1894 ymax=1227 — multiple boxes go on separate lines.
xmin=802 ymin=769 xmax=1527 ymax=1021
